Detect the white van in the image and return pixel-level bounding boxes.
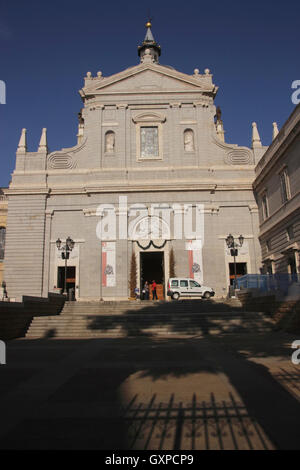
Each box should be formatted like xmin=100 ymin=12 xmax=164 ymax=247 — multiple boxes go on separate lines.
xmin=167 ymin=278 xmax=215 ymax=300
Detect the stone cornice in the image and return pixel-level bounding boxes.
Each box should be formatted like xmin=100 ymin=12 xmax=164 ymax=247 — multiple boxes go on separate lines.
xmin=80 ymin=63 xmax=217 ymax=98
xmin=261 ymin=253 xmax=283 ymax=262
xmin=48 ymin=182 xmax=253 ymax=195
xmin=12 ymin=164 xmax=256 ymax=176
xmin=248 ymin=204 xmax=259 ymax=214
xmin=254 ymin=104 xmax=300 ymax=187
xmin=281 ymin=242 xmax=300 ymax=254
xmin=6 ymin=180 xmax=254 ymax=197
xmin=45 ymin=209 xmax=54 ymax=217
xmin=5 ymin=188 xmax=50 ymax=196
xmin=83 ymin=204 xmax=255 ymax=218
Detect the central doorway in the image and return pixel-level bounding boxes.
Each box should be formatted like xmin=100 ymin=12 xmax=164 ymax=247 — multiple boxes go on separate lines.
xmin=57 ymin=266 xmax=76 ymax=298
xmin=140 ymin=251 xmax=164 ymax=300
xmin=229 ymin=262 xmax=247 ymax=286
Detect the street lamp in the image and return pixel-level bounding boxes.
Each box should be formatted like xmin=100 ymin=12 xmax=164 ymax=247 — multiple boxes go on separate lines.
xmin=226 ymin=234 xmax=244 ymax=290
xmin=56 ymin=237 xmax=75 ymax=295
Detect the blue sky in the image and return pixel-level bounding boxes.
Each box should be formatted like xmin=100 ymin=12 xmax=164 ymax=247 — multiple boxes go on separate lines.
xmin=0 ymin=0 xmax=299 ymax=187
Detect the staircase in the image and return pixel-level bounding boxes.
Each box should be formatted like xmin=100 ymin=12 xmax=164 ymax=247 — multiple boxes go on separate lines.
xmin=25 ymin=299 xmax=275 ymax=339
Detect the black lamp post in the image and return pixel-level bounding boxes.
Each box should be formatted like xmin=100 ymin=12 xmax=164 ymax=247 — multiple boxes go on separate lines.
xmin=56 ymin=237 xmax=75 ymax=295
xmin=1 ymin=280 xmax=7 ymax=300
xmin=225 ymin=234 xmax=244 ymax=290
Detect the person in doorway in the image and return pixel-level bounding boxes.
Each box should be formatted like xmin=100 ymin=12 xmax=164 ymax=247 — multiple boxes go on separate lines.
xmin=152 ymin=280 xmax=158 ymax=300
xmin=143 ymin=281 xmax=149 ymax=300
xmin=134 ymin=286 xmax=140 ymax=300
xmin=1 ymin=281 xmax=8 ymax=301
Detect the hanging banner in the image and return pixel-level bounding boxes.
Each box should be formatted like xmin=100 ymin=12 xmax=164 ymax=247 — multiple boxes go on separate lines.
xmin=185 ymin=239 xmax=203 ymax=283
xmin=102 ymin=242 xmax=116 ymax=287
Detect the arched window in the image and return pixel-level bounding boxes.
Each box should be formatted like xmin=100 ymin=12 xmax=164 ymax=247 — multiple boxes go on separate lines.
xmin=184 ymin=129 xmax=195 ymax=152
xmin=105 ymin=131 xmax=115 ymax=153
xmin=0 ymin=227 xmax=6 ymax=261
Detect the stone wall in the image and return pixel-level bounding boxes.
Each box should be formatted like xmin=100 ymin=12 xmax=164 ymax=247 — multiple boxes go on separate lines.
xmin=0 ymin=293 xmax=65 ymax=340
xmin=4 ymin=194 xmax=47 ymax=301
xmin=237 ymin=291 xmax=300 ymax=332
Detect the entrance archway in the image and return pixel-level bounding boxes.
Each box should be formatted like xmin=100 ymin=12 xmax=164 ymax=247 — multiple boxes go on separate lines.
xmin=140 ymin=251 xmax=164 ymax=299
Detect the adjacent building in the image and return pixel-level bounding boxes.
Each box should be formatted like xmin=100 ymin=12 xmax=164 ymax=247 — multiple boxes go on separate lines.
xmin=4 ymin=23 xmax=265 ymax=301
xmin=253 ymin=104 xmax=300 ymax=279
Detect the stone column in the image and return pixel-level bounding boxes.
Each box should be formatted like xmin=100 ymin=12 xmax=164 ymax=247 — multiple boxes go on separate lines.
xmin=117 ymin=104 xmax=128 ymax=168
xmin=249 ymin=205 xmax=260 ymax=273
xmin=97 ymin=105 xmax=104 ymax=167
xmin=170 ymin=102 xmax=181 ymax=166
xmin=193 ymin=100 xmax=208 ymax=166
xmin=42 ymin=209 xmax=54 ymax=297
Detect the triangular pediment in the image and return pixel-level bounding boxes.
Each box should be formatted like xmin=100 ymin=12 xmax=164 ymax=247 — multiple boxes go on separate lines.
xmin=81 ymin=63 xmax=216 ymax=96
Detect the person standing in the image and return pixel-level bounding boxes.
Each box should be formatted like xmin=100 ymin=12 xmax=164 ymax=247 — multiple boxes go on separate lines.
xmin=144 ymin=281 xmax=149 ymax=300
xmin=134 ymin=286 xmax=140 ymax=300
xmin=152 ymin=280 xmax=158 ymax=300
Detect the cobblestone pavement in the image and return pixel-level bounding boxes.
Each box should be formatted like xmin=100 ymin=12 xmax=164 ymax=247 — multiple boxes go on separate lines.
xmin=0 ymin=330 xmax=299 ymax=449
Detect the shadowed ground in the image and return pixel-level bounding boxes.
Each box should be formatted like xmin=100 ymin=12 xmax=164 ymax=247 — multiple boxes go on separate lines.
xmin=0 ymin=325 xmax=299 ymax=449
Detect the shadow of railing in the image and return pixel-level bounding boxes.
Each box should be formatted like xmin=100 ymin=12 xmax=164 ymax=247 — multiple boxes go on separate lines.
xmin=1 ymin=333 xmax=300 ymax=450
xmin=3 ymin=298 xmax=300 ymax=450
xmin=122 ymin=392 xmax=271 ymax=450
xmin=273 ymin=368 xmax=300 ymax=399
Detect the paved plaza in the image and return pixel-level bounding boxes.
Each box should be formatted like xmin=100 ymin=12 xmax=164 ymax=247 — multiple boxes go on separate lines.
xmin=0 ymin=328 xmax=300 ymax=450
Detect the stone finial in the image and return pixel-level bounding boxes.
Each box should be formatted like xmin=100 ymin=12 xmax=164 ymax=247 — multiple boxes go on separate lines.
xmin=272 ymin=122 xmax=279 ymax=140
xmin=86 ymin=71 xmax=92 ymax=78
xmin=97 ymin=71 xmax=102 ymax=78
xmin=252 ymin=122 xmax=262 ymax=148
xmin=77 ymin=125 xmax=84 ymax=145
xmin=77 ymin=110 xmax=84 ymax=145
xmin=38 ymin=128 xmax=48 ymax=152
xmin=17 ymin=128 xmax=27 ymax=153
xmin=204 ymin=68 xmax=210 ymax=75
xmin=216 ymin=120 xmax=225 ymax=143
xmin=140 ymin=48 xmax=154 ymax=63
xmin=194 ymin=68 xmax=199 ymax=76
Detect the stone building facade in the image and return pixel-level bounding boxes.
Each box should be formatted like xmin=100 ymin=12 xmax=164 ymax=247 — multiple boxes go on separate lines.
xmin=4 ymin=24 xmax=264 ymax=301
xmin=253 ymin=104 xmax=300 ymax=278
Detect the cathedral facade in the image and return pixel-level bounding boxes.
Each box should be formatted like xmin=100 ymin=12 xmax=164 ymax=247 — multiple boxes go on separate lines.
xmin=4 ymin=24 xmax=264 ymax=301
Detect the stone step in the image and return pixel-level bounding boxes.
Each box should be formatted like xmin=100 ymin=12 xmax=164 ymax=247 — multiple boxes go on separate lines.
xmin=26 ymin=326 xmax=273 ymax=334
xmin=28 ymin=321 xmax=272 ymax=325
xmin=26 ymin=313 xmax=270 ymax=321
xmin=62 ymin=308 xmax=243 ymax=313
xmin=63 ymin=300 xmax=242 ymax=309
xmin=27 ymin=323 xmax=272 ymax=331
xmin=26 ymin=321 xmax=274 ymax=338
xmin=27 ymin=328 xmax=272 ymax=335
xmin=27 ymin=316 xmax=270 ymax=323
xmin=25 ymin=300 xmax=272 ymax=338
xmin=26 ymin=328 xmax=273 ymax=339
xmin=62 ymin=315 xmax=246 ymax=320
